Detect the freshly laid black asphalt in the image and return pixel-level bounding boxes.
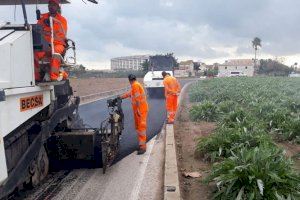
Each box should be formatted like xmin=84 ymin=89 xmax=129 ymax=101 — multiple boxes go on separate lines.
xmin=79 ymin=95 xmax=166 ymax=160
xmin=78 ymin=79 xmax=192 ymax=161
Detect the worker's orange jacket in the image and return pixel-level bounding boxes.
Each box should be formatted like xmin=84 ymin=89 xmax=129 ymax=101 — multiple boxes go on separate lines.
xmin=121 ymin=81 xmax=148 ymax=150
xmin=38 ymin=13 xmax=67 ymax=46
xmin=121 ymin=81 xmax=148 ymax=131
xmin=121 ymin=81 xmax=149 ymax=115
xmin=163 ymin=75 xmax=181 ymax=123
xmin=163 ymin=75 xmax=181 ymax=97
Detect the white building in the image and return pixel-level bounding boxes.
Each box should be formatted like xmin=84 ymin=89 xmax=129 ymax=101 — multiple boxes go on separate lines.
xmin=174 ymin=60 xmax=195 ymax=77
xmin=289 ymin=72 xmax=300 ymax=77
xmin=218 ymin=59 xmax=255 ymax=77
xmin=111 ymin=55 xmax=150 ymax=71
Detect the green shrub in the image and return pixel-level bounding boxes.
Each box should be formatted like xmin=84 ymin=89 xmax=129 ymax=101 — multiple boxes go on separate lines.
xmin=220 ymin=109 xmax=253 ymax=129
xmin=266 ymin=109 xmax=291 ymax=130
xmin=190 ymin=101 xmax=219 ymax=122
xmin=206 ymin=145 xmax=300 ymax=200
xmin=189 ymin=77 xmax=300 ymax=142
xmin=196 ymin=128 xmax=273 ymax=162
xmin=189 ymin=77 xmax=300 ymax=199
xmin=217 ymin=100 xmax=237 ymax=114
xmin=280 ymin=119 xmax=300 ymax=142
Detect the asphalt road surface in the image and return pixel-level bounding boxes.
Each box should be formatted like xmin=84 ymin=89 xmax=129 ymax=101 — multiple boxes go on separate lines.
xmin=79 ymin=79 xmax=192 ymax=161
xmin=18 ymin=79 xmax=194 ymax=200
xmin=80 ymin=95 xmax=166 ymax=161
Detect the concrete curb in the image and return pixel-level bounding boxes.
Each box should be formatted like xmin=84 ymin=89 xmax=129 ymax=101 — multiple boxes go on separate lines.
xmin=164 ymin=124 xmax=181 ymax=200
xmin=164 ymin=81 xmax=196 ymax=200
xmin=79 ymin=86 xmax=130 ymax=105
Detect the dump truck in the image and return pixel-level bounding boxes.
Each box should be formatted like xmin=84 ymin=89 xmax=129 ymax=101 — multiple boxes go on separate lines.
xmin=0 ymin=0 xmax=124 ymax=198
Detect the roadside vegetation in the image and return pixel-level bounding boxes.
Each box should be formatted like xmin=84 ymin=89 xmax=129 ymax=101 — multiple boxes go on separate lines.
xmin=189 ymin=77 xmax=300 ymax=199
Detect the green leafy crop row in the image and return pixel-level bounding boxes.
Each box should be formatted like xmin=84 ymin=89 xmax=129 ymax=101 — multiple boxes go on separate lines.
xmin=190 ymin=77 xmax=300 ymax=142
xmin=207 ymin=145 xmax=300 ymax=200
xmin=189 ymin=77 xmax=300 ymax=199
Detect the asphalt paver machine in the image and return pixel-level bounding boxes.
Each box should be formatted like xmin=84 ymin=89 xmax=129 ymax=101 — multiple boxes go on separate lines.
xmin=0 ymin=0 xmax=124 ymax=198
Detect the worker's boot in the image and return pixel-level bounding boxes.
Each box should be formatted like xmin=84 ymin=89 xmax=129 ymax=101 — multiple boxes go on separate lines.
xmin=167 ymin=118 xmax=174 ymax=124
xmin=137 ymin=148 xmax=146 ymax=155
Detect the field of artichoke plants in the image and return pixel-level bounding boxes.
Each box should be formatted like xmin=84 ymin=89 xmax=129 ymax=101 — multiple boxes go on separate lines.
xmin=189 ymin=77 xmax=300 ymax=200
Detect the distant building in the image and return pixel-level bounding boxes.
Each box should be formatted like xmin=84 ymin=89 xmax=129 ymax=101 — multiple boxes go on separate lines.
xmin=111 ymin=55 xmax=150 ymax=71
xmin=218 ymin=59 xmax=255 ymax=77
xmin=179 ymin=60 xmax=194 ymax=70
xmin=175 ymin=60 xmax=195 ymax=77
xmin=289 ymin=72 xmax=300 ymax=77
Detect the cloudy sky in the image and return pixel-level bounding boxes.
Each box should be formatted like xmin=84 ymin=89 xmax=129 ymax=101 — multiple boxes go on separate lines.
xmin=1 ymin=0 xmax=300 ymax=69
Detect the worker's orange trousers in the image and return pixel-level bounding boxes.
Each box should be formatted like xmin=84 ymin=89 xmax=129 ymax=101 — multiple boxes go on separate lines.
xmin=166 ymin=95 xmax=178 ymax=123
xmin=133 ymin=110 xmax=148 ymax=150
xmin=34 ymin=44 xmax=67 ymax=81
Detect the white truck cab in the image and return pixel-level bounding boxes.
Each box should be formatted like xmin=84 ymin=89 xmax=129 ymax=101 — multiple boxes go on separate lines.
xmin=143 ymin=70 xmax=173 ymax=97
xmin=142 ymin=54 xmax=176 ymax=97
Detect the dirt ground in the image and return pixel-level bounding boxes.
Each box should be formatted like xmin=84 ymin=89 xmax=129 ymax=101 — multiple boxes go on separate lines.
xmin=278 ymin=142 xmax=300 ymax=170
xmin=69 ymin=78 xmax=142 ymax=97
xmin=174 ymin=88 xmax=216 ymax=200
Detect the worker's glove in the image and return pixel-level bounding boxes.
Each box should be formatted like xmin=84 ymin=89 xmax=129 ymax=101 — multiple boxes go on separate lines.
xmin=44 ymin=18 xmax=50 ymax=27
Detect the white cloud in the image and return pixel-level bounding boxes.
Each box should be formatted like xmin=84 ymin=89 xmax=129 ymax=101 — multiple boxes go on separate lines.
xmin=1 ymin=0 xmax=300 ymax=69
xmin=160 ymin=0 xmax=174 ymax=7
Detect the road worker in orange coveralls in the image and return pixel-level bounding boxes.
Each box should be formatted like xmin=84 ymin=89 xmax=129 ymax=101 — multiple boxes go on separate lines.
xmin=162 ymin=71 xmax=181 ymax=124
xmin=34 ymin=0 xmax=68 ymax=81
xmin=120 ymin=74 xmax=149 ymax=155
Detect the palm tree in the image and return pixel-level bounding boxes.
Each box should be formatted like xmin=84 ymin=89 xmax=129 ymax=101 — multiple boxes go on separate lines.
xmin=252 ymin=37 xmax=262 ymax=68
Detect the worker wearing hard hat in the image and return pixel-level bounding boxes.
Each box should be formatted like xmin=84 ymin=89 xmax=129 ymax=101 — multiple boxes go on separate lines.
xmin=162 ymin=71 xmax=181 ymax=124
xmin=34 ymin=0 xmax=68 ymax=81
xmin=120 ymin=74 xmax=149 ymax=155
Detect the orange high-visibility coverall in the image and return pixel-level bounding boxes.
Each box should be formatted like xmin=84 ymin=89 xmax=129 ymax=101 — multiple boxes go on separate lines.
xmin=121 ymin=81 xmax=149 ymax=150
xmin=34 ymin=12 xmax=68 ymax=81
xmin=163 ymin=75 xmax=181 ymax=123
